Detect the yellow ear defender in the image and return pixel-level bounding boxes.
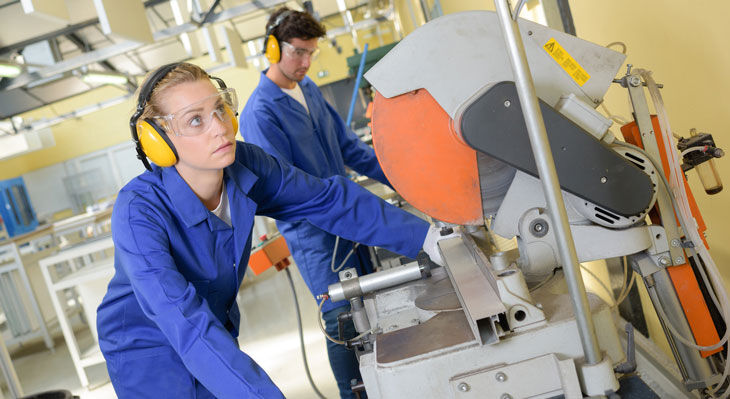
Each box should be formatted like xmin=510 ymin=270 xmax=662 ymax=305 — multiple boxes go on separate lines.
xmin=262 ymin=10 xmax=294 ymax=64
xmin=130 ymin=63 xmax=238 ymax=171
xmin=136 ymin=118 xmax=179 ymax=168
xmin=225 ymin=104 xmax=239 ymax=134
xmin=264 ymin=34 xmax=282 ymax=64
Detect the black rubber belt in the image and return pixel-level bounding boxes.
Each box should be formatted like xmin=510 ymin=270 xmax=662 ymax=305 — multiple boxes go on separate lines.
xmin=460 ymin=81 xmax=653 ymax=217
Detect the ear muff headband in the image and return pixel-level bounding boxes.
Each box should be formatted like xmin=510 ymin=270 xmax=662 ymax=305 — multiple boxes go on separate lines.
xmin=130 ymin=64 xmax=237 ymax=171
xmin=211 ymin=76 xmax=239 ymax=133
xmin=225 ymin=104 xmax=239 ymax=133
xmin=263 ymin=10 xmax=294 ymax=64
xmin=130 ymin=63 xmax=181 ymax=171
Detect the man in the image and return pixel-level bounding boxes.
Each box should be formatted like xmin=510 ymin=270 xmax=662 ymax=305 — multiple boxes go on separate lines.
xmin=240 ymin=7 xmax=390 ymax=399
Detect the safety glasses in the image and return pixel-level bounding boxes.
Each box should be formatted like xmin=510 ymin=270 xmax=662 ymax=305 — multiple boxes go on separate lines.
xmin=281 ymin=41 xmax=320 ymax=61
xmin=152 ymin=88 xmax=238 ymax=137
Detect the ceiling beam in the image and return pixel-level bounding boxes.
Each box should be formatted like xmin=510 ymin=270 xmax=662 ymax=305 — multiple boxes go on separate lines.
xmin=65 ymin=32 xmax=117 ymax=72
xmin=2 ymin=0 xmax=289 ymax=91
xmin=0 ymin=19 xmax=99 ymax=56
xmin=0 ymin=1 xmax=19 ymax=11
xmin=198 ymin=0 xmax=222 ymax=26
xmin=0 ymin=0 xmax=177 ymax=56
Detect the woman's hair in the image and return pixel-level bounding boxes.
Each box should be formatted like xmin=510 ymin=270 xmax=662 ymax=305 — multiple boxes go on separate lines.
xmin=267 ymin=7 xmax=326 ymax=43
xmin=138 ymin=62 xmax=209 ymax=120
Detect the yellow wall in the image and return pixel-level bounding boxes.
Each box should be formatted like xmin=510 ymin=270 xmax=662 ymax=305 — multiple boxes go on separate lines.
xmin=1 ymin=86 xmax=134 ymax=179
xmin=568 ymin=0 xmax=730 ymax=280
xmin=568 ymin=0 xmax=730 ymax=358
xmin=396 ymin=0 xmax=425 ymax=35
xmin=439 ymin=0 xmax=493 ymax=15
xmin=309 ymin=20 xmax=398 ymax=86
xmin=0 ymin=57 xmax=263 ymax=180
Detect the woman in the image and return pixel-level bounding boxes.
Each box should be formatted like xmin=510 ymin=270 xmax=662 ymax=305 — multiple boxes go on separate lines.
xmin=96 ymin=62 xmax=438 ymax=398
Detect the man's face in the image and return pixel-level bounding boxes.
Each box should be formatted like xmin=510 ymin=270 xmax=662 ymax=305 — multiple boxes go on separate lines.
xmin=276 ymin=37 xmax=319 ymax=83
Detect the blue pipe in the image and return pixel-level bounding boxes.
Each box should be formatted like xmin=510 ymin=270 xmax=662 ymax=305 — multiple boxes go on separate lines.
xmin=345 ymin=43 xmax=369 ymax=128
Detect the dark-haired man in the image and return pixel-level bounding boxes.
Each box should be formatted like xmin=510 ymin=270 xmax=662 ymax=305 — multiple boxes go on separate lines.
xmin=240 ymin=7 xmax=389 ymax=399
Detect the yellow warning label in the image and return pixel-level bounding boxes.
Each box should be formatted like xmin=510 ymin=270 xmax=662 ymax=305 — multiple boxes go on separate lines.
xmin=543 ymin=38 xmax=591 ymax=86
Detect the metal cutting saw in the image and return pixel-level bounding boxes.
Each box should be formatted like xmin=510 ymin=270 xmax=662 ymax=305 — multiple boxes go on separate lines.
xmin=322 ymin=6 xmax=728 ymax=398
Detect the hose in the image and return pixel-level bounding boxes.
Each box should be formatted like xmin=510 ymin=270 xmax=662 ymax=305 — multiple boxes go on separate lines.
xmin=284 ymin=268 xmax=326 ymax=399
xmin=613 ymin=140 xmax=730 ymax=352
xmin=512 ymin=0 xmax=527 ymax=20
xmin=681 ymin=145 xmax=710 ymax=157
xmin=614 ymin=256 xmax=636 ymax=307
xmin=579 ymin=263 xmax=615 ymax=306
xmin=528 ymin=269 xmax=556 ymax=292
xmin=317 ymin=295 xmax=372 ymax=345
xmin=613 ymin=91 xmax=730 ymax=395
xmin=331 ymin=235 xmax=359 ymax=274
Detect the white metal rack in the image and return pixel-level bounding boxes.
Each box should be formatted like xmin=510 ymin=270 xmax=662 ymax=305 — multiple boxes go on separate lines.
xmin=38 ymin=235 xmax=114 ymax=387
xmin=0 ymin=243 xmax=53 ymax=351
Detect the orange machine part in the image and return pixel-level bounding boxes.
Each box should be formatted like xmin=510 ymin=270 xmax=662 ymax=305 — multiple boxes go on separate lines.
xmin=371 ymin=89 xmax=483 ymax=225
xmin=621 ymin=117 xmax=720 ymax=357
xmin=248 ymin=234 xmax=291 ymax=276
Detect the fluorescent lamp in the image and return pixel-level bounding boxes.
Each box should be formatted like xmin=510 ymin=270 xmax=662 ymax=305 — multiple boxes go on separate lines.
xmin=82 ymin=71 xmax=129 ymax=86
xmin=0 ymin=61 xmax=22 ymax=78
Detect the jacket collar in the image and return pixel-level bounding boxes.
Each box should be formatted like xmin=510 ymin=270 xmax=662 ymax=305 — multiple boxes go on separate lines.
xmin=259 ymin=69 xmax=315 ymax=101
xmin=161 ymin=166 xmax=209 ymax=227
xmin=160 ymin=147 xmax=259 ymax=228
xmin=225 ymin=145 xmax=259 ymax=195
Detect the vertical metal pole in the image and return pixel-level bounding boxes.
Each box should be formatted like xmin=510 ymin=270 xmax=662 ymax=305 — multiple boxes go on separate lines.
xmin=346 ymin=43 xmax=369 ymax=128
xmin=493 ymin=0 xmax=602 ymax=364
xmin=556 ymin=0 xmax=576 ymax=36
xmin=0 ymin=334 xmax=22 ymax=398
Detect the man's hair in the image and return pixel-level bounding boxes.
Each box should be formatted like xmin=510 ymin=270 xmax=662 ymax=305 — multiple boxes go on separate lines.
xmin=266 ymin=7 xmax=326 ymax=43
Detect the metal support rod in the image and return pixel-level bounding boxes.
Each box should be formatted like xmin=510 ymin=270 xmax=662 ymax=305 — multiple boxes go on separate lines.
xmin=623 ymin=76 xmax=685 ymax=266
xmin=327 ymin=262 xmax=424 ymax=302
xmin=493 ymin=0 xmax=602 ymax=364
xmin=346 ymin=43 xmax=369 ymax=128
xmin=0 ymin=334 xmax=22 ymax=398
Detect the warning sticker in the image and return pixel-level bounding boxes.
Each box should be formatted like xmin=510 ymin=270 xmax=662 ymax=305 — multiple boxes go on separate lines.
xmin=543 ymin=38 xmax=591 ymax=86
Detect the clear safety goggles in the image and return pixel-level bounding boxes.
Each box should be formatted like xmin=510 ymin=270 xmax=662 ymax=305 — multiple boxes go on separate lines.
xmin=281 ymin=41 xmax=320 ymax=61
xmin=153 ymin=88 xmax=238 ymax=137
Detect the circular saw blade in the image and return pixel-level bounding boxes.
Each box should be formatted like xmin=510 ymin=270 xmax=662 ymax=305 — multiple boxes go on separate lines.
xmin=372 ymin=89 xmax=483 ymax=225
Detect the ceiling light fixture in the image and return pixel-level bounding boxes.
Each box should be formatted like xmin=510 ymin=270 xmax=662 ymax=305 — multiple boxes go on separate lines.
xmin=82 ymin=71 xmax=129 ymax=86
xmin=0 ymin=61 xmax=22 ymax=78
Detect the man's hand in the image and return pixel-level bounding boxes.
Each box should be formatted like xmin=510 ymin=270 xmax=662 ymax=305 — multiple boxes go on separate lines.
xmin=422 ymin=225 xmax=460 ymax=267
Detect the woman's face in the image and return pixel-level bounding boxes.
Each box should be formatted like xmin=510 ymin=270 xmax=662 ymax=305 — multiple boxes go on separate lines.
xmin=160 ymin=79 xmax=237 ymax=173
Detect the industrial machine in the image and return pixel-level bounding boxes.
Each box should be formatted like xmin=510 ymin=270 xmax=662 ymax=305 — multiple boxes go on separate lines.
xmin=318 ymin=6 xmax=727 ymax=399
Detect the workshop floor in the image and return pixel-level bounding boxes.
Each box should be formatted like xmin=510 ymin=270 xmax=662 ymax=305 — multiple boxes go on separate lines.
xmin=1 ymin=263 xmax=338 ymax=399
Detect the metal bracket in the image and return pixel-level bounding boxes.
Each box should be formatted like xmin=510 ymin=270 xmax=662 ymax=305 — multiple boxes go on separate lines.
xmin=623 ymin=72 xmax=686 ymax=266
xmin=439 ymin=235 xmax=507 ymax=345
xmin=449 ymin=353 xmax=582 ymax=398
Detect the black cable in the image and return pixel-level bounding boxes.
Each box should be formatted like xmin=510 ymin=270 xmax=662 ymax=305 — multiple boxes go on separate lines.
xmin=284 ymin=267 xmax=327 ymax=399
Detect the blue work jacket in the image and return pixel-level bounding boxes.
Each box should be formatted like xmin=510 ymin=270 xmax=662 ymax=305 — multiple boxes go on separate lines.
xmin=240 ymin=71 xmax=391 ymax=313
xmin=97 ymin=142 xmax=429 ymax=398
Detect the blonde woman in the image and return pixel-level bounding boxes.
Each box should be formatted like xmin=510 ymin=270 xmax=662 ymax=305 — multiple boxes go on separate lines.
xmin=96 ymin=62 xmax=439 ymax=398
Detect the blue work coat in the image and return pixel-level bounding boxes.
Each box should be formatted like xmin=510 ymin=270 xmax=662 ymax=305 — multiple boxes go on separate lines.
xmin=240 ymin=71 xmax=391 ymax=313
xmin=97 ymin=142 xmax=429 ymax=398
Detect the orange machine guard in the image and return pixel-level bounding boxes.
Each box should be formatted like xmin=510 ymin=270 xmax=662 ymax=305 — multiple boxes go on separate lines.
xmin=621 ymin=117 xmax=720 ymax=357
xmin=248 ymin=234 xmax=291 ymax=276
xmin=372 ymin=89 xmax=483 ymax=225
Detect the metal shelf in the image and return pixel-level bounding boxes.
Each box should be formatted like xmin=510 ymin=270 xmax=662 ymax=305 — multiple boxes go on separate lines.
xmin=39 ymin=235 xmax=114 ymax=387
